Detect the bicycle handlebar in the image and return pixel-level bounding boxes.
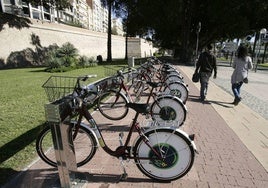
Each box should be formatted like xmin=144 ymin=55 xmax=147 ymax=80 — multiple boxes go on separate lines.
xmin=73 ymin=74 xmax=98 ymax=102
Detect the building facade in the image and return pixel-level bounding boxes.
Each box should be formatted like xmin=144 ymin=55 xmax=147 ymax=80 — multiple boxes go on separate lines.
xmin=0 ymin=0 xmax=119 ymax=34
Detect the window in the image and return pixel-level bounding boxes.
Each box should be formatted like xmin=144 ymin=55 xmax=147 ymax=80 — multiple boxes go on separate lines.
xmin=32 ymin=11 xmax=40 ymax=19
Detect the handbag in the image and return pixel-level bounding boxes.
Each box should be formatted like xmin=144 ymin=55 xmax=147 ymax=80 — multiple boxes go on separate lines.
xmin=243 ymin=77 xmax=248 ymax=83
xmin=243 ymin=68 xmax=249 ymax=83
xmin=192 ymin=72 xmax=200 ymax=82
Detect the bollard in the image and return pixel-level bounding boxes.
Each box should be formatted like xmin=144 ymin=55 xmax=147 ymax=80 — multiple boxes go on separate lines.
xmin=128 ymin=57 xmax=135 ymax=67
xmin=45 ymin=102 xmax=86 ymax=187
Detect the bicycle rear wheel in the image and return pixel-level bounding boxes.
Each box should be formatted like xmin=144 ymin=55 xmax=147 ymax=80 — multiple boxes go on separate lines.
xmin=36 ymin=123 xmax=97 ymax=167
xmin=97 ymin=90 xmax=129 ymax=120
xmin=133 ymin=128 xmax=195 ymax=181
xmin=150 ymin=96 xmax=186 ymax=126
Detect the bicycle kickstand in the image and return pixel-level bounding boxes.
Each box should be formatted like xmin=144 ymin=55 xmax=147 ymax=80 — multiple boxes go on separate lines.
xmin=118 ymin=132 xmax=128 ymax=181
xmin=118 ymin=157 xmax=128 ymax=181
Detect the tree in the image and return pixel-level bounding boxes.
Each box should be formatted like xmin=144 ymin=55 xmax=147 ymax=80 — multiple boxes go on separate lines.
xmin=101 ymin=0 xmax=130 ymax=62
xmin=113 ymin=0 xmax=137 ymax=60
xmin=127 ymin=0 xmax=268 ymax=64
xmin=100 ymin=0 xmax=116 ymax=62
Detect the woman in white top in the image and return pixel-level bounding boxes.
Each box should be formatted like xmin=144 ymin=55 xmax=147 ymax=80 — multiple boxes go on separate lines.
xmin=231 ymin=45 xmax=253 ymax=105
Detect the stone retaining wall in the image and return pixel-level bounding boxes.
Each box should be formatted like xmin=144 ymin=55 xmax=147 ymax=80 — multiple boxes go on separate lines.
xmin=0 ymin=19 xmax=157 ymax=63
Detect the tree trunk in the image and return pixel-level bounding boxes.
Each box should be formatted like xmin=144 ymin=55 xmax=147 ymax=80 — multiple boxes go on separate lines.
xmin=107 ymin=0 xmax=112 ymax=62
xmin=262 ymin=42 xmax=267 ymax=64
xmin=178 ymin=0 xmax=194 ymax=64
xmin=124 ymin=34 xmax=128 ymax=60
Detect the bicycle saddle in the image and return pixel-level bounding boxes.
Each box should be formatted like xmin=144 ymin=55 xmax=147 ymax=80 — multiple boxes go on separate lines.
xmin=146 ymin=81 xmax=163 ymax=88
xmin=126 ymin=103 xmax=150 ymax=114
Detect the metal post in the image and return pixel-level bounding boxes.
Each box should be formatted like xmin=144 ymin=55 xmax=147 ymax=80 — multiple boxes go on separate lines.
xmin=255 ymin=28 xmax=267 ymax=72
xmin=195 ymin=22 xmax=201 ymax=67
xmin=45 ymin=102 xmax=86 ymax=187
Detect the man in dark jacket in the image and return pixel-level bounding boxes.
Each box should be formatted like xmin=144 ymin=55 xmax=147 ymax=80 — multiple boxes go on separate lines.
xmin=194 ymin=44 xmax=217 ymax=101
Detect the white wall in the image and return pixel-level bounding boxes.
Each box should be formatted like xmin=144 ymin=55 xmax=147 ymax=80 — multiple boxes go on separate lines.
xmin=127 ymin=37 xmax=157 ymax=58
xmin=0 ymin=19 xmax=124 ymax=62
xmin=0 ymin=19 xmax=157 ymax=63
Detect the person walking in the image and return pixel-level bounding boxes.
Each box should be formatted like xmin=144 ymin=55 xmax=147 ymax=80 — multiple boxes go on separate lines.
xmin=194 ymin=44 xmax=217 ymax=101
xmin=231 ymin=45 xmax=253 ymax=105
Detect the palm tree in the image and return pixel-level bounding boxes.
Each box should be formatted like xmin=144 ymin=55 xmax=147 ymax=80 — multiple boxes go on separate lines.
xmin=100 ymin=0 xmax=114 ymax=62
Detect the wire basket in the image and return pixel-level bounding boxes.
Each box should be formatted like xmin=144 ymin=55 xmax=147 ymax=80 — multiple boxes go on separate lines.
xmin=42 ymin=76 xmax=78 ymax=102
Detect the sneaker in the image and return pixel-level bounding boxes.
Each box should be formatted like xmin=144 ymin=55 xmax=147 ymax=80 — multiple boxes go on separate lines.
xmin=200 ymin=97 xmax=206 ymax=102
xmin=233 ymin=97 xmax=241 ymax=106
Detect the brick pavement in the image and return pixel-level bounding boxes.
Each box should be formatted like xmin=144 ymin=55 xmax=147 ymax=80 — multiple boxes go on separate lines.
xmin=3 ymin=65 xmax=268 ymax=188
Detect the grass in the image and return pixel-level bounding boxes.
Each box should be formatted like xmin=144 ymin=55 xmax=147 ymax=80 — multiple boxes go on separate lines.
xmin=258 ymin=63 xmax=268 ymax=67
xmin=0 ymin=60 xmax=130 ymax=186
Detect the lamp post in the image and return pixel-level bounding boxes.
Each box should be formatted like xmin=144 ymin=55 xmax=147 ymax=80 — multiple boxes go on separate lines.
xmin=195 ymin=22 xmax=201 ymax=67
xmin=255 ymin=28 xmax=267 ymax=72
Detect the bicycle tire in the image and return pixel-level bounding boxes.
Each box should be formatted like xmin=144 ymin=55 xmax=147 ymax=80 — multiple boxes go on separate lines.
xmin=129 ymin=72 xmax=151 ymax=92
xmin=163 ymin=81 xmax=189 ymax=104
xmin=133 ymin=128 xmax=195 ymax=181
xmin=150 ymin=95 xmax=186 ymax=126
xmin=165 ymin=74 xmax=184 ymax=84
xmin=97 ymin=90 xmax=129 ymax=120
xmin=129 ymin=80 xmax=145 ymax=102
xmin=36 ymin=123 xmax=97 ymax=167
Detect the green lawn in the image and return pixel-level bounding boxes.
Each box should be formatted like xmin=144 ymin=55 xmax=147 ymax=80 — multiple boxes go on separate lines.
xmin=0 ymin=62 xmax=129 ymax=185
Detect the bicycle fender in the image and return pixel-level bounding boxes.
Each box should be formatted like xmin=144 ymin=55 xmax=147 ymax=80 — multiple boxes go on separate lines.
xmin=131 ymin=127 xmax=197 ymax=154
xmin=167 ymin=81 xmax=189 ymax=91
xmin=155 ymin=94 xmax=187 ymax=111
xmin=105 ymin=89 xmax=130 ymax=103
xmin=175 ymin=128 xmax=198 ymax=153
xmin=70 ymin=120 xmax=99 ymax=147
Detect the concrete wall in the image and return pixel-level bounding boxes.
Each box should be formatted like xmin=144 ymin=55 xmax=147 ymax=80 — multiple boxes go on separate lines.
xmin=128 ymin=37 xmax=157 ymax=58
xmin=0 ymin=20 xmax=123 ymax=61
xmin=0 ymin=19 xmax=157 ymax=63
xmin=0 ymin=20 xmax=156 ymax=64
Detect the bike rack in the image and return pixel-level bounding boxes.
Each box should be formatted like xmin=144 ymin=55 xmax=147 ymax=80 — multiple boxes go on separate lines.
xmin=45 ymin=101 xmax=87 ymax=187
xmin=41 ymin=71 xmax=138 ymax=187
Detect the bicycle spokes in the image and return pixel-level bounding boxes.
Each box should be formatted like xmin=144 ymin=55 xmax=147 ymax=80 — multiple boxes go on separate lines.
xmin=149 ymin=143 xmax=178 ymax=169
xmin=159 ymin=106 xmax=177 ymax=120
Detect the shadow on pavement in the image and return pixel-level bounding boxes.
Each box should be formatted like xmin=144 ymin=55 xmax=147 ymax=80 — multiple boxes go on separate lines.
xmin=188 ymin=95 xmax=233 ymax=108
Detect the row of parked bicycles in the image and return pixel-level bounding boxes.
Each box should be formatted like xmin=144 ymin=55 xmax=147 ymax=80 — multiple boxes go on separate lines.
xmin=36 ymin=57 xmax=197 ymax=182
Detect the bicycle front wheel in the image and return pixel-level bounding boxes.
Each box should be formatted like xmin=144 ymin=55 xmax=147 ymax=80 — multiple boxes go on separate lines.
xmin=97 ymin=90 xmax=129 ymax=120
xmin=36 ymin=124 xmax=97 ymax=167
xmin=150 ymin=96 xmax=186 ymax=126
xmin=133 ymin=129 xmax=195 ymax=181
xmin=163 ymin=82 xmax=188 ymax=104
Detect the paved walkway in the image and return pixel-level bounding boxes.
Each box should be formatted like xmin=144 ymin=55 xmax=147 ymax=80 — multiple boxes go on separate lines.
xmin=3 ymin=64 xmax=268 ymax=188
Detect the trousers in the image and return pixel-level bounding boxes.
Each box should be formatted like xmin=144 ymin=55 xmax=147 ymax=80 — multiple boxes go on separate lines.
xmin=200 ymin=72 xmax=211 ymax=100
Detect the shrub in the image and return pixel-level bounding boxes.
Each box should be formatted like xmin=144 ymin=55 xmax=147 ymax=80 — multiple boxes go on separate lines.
xmin=0 ymin=58 xmax=5 ymax=69
xmin=45 ymin=42 xmax=79 ymax=72
xmin=78 ymin=56 xmax=98 ymax=67
xmin=45 ymin=42 xmax=97 ymax=72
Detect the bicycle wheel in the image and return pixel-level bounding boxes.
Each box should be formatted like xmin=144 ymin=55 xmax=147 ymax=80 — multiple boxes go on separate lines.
xmin=150 ymin=95 xmax=186 ymax=126
xmin=97 ymin=90 xmax=129 ymax=120
xmin=129 ymin=72 xmax=151 ymax=91
xmin=36 ymin=123 xmax=97 ymax=167
xmin=129 ymin=80 xmax=145 ymax=102
xmin=165 ymin=74 xmax=183 ymax=84
xmin=163 ymin=81 xmax=188 ymax=104
xmin=133 ymin=128 xmax=195 ymax=181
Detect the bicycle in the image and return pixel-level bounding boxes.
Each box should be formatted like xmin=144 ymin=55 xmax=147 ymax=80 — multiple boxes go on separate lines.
xmin=130 ymin=61 xmax=188 ymax=103
xmin=97 ymin=70 xmax=187 ymax=126
xmin=36 ymin=75 xmax=197 ymax=181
